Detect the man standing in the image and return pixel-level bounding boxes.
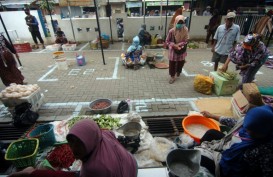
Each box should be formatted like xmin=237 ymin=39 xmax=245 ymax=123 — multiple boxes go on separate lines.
xmin=203 ymin=6 xmax=212 ymax=16
xmin=211 ymin=12 xmax=240 ymax=71
xmin=24 ymin=9 xmax=45 ymax=49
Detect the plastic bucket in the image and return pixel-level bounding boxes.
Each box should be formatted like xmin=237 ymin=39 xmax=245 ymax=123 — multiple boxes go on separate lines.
xmin=166 ymin=149 xmax=201 ymax=177
xmin=76 ymin=55 xmax=86 ymax=66
xmin=53 ymin=51 xmax=65 ymax=59
xmin=182 ymin=115 xmax=220 ymax=143
xmin=56 ymin=59 xmax=68 ymax=70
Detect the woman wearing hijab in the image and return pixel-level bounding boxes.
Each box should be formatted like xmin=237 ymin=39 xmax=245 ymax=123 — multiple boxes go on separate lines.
xmin=0 ymin=34 xmax=24 ymax=86
xmin=221 ymin=33 xmax=270 ymax=88
xmin=199 ymin=105 xmax=273 ymax=177
xmin=124 ymin=36 xmax=143 ymax=70
xmin=165 ymin=15 xmax=189 ymax=84
xmin=8 ymin=119 xmax=137 ymax=177
xmin=168 ymin=6 xmax=185 ymax=31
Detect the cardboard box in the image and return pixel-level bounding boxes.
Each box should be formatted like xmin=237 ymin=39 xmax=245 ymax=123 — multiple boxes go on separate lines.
xmin=232 ymin=90 xmax=249 ymax=113
xmin=231 ymin=98 xmax=246 ymax=119
xmin=209 ymin=71 xmax=239 ymax=96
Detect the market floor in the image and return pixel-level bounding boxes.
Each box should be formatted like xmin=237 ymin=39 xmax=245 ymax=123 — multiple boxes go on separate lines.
xmin=0 ymin=42 xmax=273 ymax=123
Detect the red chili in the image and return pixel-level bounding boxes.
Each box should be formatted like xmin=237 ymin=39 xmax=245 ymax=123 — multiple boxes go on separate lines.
xmin=91 ymin=101 xmax=110 ymax=109
xmin=47 ymin=144 xmax=75 ymax=169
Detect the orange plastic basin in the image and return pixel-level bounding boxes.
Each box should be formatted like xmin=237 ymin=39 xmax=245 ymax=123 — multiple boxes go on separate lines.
xmin=182 ymin=115 xmax=220 ymax=143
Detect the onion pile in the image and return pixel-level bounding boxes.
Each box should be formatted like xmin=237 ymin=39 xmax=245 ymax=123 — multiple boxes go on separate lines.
xmin=0 ymin=83 xmax=40 ymax=99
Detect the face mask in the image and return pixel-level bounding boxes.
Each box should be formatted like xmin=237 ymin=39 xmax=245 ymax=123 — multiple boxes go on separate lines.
xmin=176 ymin=24 xmax=183 ymax=29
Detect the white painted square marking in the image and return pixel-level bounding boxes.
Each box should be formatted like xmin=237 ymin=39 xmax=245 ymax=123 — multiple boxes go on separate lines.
xmin=83 ymin=69 xmax=95 ymax=75
xmin=69 ymin=69 xmax=81 ymax=75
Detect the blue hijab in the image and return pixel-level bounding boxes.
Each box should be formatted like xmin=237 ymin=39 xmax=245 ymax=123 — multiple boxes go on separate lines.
xmin=127 ymin=36 xmax=142 ymax=53
xmin=220 ymin=105 xmax=273 ymax=177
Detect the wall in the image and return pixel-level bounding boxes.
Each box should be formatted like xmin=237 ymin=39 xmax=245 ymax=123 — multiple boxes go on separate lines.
xmin=0 ymin=10 xmax=48 ymax=43
xmin=1 ymin=10 xmax=225 ymax=44
xmin=60 ymin=6 xmax=83 ymax=18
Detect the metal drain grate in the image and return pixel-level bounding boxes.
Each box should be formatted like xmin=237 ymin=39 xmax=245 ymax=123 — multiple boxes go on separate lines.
xmin=143 ymin=116 xmax=184 ymax=137
xmin=0 ymin=124 xmax=31 ymax=143
xmin=0 ymin=122 xmax=48 ymax=144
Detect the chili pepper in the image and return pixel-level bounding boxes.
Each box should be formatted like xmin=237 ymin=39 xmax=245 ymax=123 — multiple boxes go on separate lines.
xmin=47 ymin=144 xmax=75 ymax=169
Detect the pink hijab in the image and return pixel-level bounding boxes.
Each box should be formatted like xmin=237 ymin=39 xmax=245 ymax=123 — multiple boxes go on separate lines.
xmin=172 ymin=15 xmax=189 ymax=43
xmin=67 ymin=119 xmax=137 ymax=177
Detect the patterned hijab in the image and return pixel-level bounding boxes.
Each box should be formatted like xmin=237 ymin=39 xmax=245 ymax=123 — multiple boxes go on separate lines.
xmin=173 ymin=15 xmax=187 ymax=42
xmin=67 ymin=119 xmax=136 ymax=177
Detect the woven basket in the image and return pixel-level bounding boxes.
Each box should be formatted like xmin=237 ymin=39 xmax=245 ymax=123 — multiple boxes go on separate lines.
xmin=28 ymin=124 xmax=56 ymax=149
xmin=101 ymin=40 xmax=109 ymax=49
xmin=5 ymin=138 xmax=39 ymax=168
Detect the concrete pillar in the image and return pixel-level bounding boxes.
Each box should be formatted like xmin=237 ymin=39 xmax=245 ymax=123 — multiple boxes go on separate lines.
xmin=99 ymin=5 xmax=106 ymax=17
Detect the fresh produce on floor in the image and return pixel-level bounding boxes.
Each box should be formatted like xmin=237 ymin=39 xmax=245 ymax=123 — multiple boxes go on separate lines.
xmin=91 ymin=101 xmax=111 ymax=110
xmin=217 ymin=70 xmax=237 ymax=80
xmin=0 ymin=83 xmax=40 ymax=99
xmin=67 ymin=115 xmax=121 ymax=130
xmin=47 ymin=144 xmax=75 ymax=169
xmin=93 ymin=115 xmax=121 ymax=130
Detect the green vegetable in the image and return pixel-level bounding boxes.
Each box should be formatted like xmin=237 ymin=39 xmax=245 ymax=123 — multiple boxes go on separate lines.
xmin=67 ymin=115 xmax=121 ymax=130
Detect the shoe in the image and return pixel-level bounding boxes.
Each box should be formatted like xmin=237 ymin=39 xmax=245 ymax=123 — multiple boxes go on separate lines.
xmin=169 ymin=78 xmax=175 ymax=84
xmin=23 ymin=81 xmax=28 ymax=85
xmin=42 ymin=45 xmax=45 ymax=49
xmin=36 ymin=45 xmax=39 ymax=49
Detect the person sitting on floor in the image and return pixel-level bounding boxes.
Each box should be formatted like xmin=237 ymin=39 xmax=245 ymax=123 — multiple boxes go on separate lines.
xmin=55 ymin=27 xmax=68 ymax=45
xmin=8 ymin=119 xmax=138 ymax=177
xmin=196 ymin=105 xmax=273 ymax=177
xmin=123 ymin=36 xmax=143 ymax=70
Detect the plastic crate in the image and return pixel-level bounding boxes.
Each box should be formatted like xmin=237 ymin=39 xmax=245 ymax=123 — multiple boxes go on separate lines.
xmin=5 ymin=138 xmax=39 ymax=168
xmin=1 ymin=88 xmax=42 ymax=108
xmin=28 ymin=124 xmax=56 ymax=149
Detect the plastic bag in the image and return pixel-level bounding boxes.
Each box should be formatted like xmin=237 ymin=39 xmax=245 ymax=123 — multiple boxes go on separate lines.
xmin=150 ymin=137 xmax=177 ymax=162
xmin=117 ymin=100 xmax=129 ymax=114
xmin=194 ymin=74 xmax=213 ymax=95
xmin=126 ymin=112 xmax=141 ymax=122
xmin=13 ymin=102 xmax=39 ymax=127
xmin=179 ymin=133 xmax=194 ymax=149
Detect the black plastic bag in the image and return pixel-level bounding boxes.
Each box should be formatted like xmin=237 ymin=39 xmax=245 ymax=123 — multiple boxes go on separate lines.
xmin=13 ymin=102 xmax=39 ymax=127
xmin=117 ymin=100 xmax=129 ymax=114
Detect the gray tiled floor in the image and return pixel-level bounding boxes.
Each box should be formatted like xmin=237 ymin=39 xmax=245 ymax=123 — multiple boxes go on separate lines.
xmin=1 ymin=42 xmax=273 ymax=123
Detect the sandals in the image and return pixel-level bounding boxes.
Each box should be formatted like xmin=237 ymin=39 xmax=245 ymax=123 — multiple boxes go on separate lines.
xmin=169 ymin=78 xmax=175 ymax=84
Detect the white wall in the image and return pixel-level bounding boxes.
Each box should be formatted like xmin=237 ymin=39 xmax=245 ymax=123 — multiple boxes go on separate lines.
xmin=0 ymin=10 xmax=46 ymax=43
xmin=1 ymin=10 xmax=222 ymax=44
xmin=44 ymin=14 xmax=223 ymax=42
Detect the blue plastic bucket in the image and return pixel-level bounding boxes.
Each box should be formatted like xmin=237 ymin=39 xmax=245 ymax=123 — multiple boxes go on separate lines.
xmin=76 ymin=55 xmax=86 ymax=66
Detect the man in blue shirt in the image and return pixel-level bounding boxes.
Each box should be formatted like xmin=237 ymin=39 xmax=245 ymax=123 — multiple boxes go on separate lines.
xmin=211 ymin=12 xmax=240 ymax=71
xmin=25 ymin=9 xmax=45 ymax=49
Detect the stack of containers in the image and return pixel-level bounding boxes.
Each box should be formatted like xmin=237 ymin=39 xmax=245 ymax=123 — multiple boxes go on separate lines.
xmin=53 ymin=51 xmax=68 ymax=70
